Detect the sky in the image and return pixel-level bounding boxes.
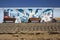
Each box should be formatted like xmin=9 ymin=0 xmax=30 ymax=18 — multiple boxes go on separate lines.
xmin=0 ymin=0 xmax=60 ymax=7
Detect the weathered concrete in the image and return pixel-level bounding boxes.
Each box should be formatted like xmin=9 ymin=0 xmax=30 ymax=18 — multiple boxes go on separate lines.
xmin=18 ymin=23 xmax=60 ymax=33
xmin=0 ymin=23 xmax=60 ymax=33
xmin=0 ymin=23 xmax=18 ymax=33
xmin=0 ymin=23 xmax=60 ymax=40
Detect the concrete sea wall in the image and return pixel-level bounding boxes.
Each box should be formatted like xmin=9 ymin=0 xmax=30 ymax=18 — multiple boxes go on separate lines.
xmin=0 ymin=23 xmax=60 ymax=40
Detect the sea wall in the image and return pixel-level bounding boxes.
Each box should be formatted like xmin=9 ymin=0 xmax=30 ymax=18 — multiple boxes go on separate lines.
xmin=0 ymin=23 xmax=60 ymax=40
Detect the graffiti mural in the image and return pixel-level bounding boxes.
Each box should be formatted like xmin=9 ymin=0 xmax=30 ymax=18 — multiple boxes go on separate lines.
xmin=3 ymin=8 xmax=53 ymax=23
